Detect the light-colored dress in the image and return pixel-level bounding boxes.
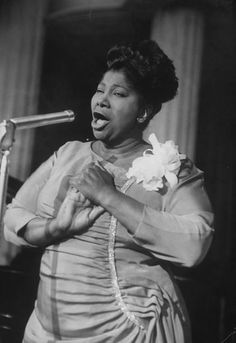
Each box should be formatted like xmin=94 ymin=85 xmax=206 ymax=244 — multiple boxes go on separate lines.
xmin=4 ymin=141 xmax=214 ymax=343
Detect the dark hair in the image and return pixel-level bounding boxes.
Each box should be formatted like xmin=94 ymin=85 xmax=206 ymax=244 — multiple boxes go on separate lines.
xmin=106 ymin=40 xmax=178 ymax=119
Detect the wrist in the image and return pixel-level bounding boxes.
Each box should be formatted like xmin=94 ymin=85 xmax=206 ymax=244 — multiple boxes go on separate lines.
xmin=46 ymin=218 xmax=65 ymax=241
xmin=98 ymin=187 xmax=120 ymax=210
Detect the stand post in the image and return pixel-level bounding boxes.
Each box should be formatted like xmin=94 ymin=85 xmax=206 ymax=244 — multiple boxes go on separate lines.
xmin=0 ymin=120 xmax=16 ymax=228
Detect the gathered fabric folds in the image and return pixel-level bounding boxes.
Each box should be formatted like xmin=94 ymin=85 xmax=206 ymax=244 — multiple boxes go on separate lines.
xmin=3 ymin=141 xmax=204 ymax=342
xmin=23 ymin=186 xmax=191 ymax=342
xmin=23 ymin=210 xmax=190 ymax=342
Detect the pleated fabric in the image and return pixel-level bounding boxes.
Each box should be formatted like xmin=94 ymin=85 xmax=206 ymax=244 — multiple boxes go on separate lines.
xmin=5 ymin=141 xmax=195 ymax=342
xmin=23 ymin=210 xmax=190 ymax=343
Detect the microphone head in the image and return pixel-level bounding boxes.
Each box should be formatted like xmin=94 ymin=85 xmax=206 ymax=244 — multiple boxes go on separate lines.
xmin=9 ymin=110 xmax=76 ymax=130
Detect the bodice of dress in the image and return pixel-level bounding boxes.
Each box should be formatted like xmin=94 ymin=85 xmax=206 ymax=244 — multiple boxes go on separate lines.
xmin=4 ymin=139 xmax=214 ymax=342
xmin=33 ymin=142 xmax=188 ymax=341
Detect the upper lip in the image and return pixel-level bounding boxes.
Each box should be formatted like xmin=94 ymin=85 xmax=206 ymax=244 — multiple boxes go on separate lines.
xmin=93 ymin=111 xmax=109 ymax=121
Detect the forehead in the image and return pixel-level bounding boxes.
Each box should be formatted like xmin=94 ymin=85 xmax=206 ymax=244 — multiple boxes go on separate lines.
xmin=100 ymin=70 xmax=132 ymax=88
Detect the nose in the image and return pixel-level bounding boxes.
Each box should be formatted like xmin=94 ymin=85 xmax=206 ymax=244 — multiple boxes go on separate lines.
xmin=97 ymin=92 xmax=109 ymax=108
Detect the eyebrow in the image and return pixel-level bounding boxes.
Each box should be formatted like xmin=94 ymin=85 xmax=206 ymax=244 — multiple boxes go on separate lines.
xmin=98 ymin=81 xmax=130 ymax=91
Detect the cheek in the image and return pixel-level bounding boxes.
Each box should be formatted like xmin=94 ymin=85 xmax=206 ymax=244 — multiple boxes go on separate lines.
xmin=117 ymin=111 xmax=138 ymax=130
xmin=123 ymin=105 xmax=139 ymax=124
xmin=91 ymin=94 xmax=96 ymax=110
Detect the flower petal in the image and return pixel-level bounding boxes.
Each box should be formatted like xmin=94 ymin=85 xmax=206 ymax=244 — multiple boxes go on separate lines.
xmin=165 ymin=171 xmax=178 ymax=188
xmin=127 ymin=133 xmax=183 ymax=192
xmin=148 ymin=133 xmax=161 ymax=154
xmin=143 ymin=177 xmax=163 ymax=191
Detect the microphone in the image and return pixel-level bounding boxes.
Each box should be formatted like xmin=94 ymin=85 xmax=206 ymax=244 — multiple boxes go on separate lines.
xmin=0 ymin=110 xmax=76 ymax=226
xmin=9 ymin=110 xmax=75 ymax=130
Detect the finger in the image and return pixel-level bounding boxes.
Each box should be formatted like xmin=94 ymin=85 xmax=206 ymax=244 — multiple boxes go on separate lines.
xmin=69 ymin=176 xmax=82 ymax=190
xmin=95 ymin=160 xmax=107 ymax=171
xmin=89 ymin=206 xmax=105 ymax=221
xmin=95 ymin=161 xmax=114 ymax=179
xmin=66 ymin=187 xmax=80 ymax=201
xmin=85 ymin=162 xmax=97 ymax=171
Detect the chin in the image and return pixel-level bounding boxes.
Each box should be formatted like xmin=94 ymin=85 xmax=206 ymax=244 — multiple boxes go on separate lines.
xmin=92 ymin=129 xmax=107 ymax=141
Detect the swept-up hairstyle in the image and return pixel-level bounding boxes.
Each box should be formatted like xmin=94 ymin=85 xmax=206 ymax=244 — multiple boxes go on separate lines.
xmin=106 ymin=40 xmax=178 ymax=122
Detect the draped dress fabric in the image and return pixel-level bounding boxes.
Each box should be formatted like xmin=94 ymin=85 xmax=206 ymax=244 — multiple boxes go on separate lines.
xmin=4 ymin=141 xmax=214 ymax=343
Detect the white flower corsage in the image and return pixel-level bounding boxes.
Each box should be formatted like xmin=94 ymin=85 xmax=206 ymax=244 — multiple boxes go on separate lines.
xmin=126 ymin=133 xmax=186 ymax=191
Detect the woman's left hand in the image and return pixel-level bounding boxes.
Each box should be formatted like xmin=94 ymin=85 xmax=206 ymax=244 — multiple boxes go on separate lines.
xmin=70 ymin=162 xmax=116 ymax=205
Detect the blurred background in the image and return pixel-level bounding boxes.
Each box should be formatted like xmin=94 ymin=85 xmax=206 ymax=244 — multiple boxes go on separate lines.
xmin=0 ymin=0 xmax=235 ymax=342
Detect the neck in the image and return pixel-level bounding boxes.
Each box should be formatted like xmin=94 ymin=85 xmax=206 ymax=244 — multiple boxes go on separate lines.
xmin=93 ymin=135 xmax=147 ymax=160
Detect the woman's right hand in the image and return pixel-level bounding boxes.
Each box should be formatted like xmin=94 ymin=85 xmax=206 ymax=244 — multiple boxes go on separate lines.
xmin=50 ymin=186 xmax=104 ymax=239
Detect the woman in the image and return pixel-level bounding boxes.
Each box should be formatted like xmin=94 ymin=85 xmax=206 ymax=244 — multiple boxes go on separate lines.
xmin=4 ymin=40 xmax=214 ymax=342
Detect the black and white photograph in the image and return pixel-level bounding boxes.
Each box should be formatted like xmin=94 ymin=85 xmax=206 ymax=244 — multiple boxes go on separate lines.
xmin=0 ymin=1 xmax=235 ymax=342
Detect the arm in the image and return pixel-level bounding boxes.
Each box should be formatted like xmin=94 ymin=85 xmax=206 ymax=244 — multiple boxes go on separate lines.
xmin=78 ymin=162 xmax=214 ymax=267
xmin=16 ymin=189 xmax=104 ymax=247
xmin=4 ymin=154 xmax=55 ymax=247
xmin=4 ymin=152 xmax=104 ymax=247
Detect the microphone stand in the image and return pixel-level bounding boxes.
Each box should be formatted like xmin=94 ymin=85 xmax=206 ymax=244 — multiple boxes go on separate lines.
xmin=0 ymin=110 xmax=75 ymax=228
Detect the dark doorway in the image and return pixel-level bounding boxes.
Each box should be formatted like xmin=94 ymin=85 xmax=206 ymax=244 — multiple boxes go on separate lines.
xmin=31 ymin=8 xmax=152 ymax=170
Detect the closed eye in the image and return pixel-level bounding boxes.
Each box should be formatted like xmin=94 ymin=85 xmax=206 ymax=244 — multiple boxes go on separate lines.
xmin=114 ymin=92 xmax=125 ymax=97
xmin=96 ymin=88 xmax=104 ymax=94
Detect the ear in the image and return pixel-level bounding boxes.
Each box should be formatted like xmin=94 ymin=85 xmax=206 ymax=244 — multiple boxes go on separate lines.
xmin=137 ymin=104 xmax=154 ymax=123
xmin=137 ymin=110 xmax=148 ymax=123
xmin=137 ymin=103 xmax=162 ymax=124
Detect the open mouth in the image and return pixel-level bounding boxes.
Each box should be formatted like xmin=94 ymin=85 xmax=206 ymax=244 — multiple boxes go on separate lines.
xmin=93 ymin=112 xmax=107 ymax=120
xmin=92 ymin=112 xmax=109 ymax=130
xmin=93 ymin=112 xmax=106 ymax=120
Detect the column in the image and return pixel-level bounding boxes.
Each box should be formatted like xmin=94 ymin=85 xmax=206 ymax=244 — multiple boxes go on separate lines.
xmin=144 ymin=8 xmax=204 ymax=160
xmin=0 ymin=0 xmax=48 ymax=264
xmin=0 ymin=0 xmax=49 ymax=181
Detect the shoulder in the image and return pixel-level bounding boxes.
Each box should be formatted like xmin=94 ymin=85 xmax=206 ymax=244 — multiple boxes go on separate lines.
xmin=50 ymin=140 xmax=92 ymax=167
xmin=178 ymin=157 xmax=203 ymax=178
xmin=56 ymin=140 xmax=91 ymax=158
xmin=177 ymin=157 xmax=204 ymax=186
